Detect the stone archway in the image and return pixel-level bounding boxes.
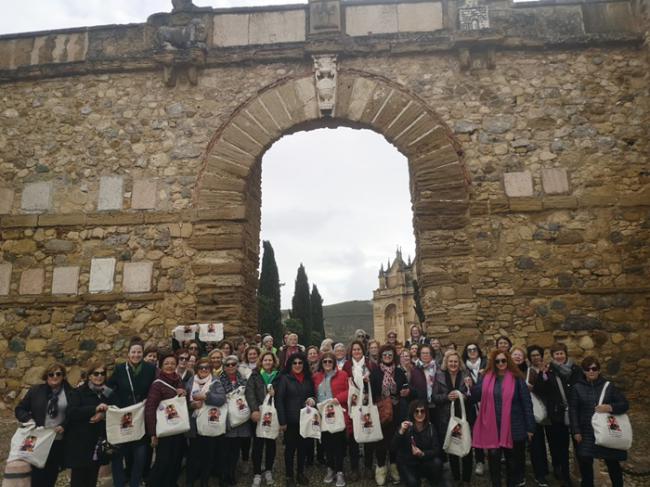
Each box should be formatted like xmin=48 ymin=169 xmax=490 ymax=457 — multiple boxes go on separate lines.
xmin=193 ymin=68 xmax=470 ymax=337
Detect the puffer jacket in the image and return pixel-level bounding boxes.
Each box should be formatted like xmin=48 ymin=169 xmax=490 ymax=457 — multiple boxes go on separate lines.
xmin=245 ymin=369 xmax=279 ymax=413
xmin=432 ymin=369 xmax=475 ymax=435
xmin=275 ymin=372 xmax=315 ymax=426
xmin=144 ymin=372 xmax=184 ymax=436
xmin=313 ymin=369 xmax=351 ymax=435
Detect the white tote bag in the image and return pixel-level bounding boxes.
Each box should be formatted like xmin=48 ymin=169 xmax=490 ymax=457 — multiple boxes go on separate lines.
xmin=526 ymin=368 xmax=548 ymax=424
xmin=106 ymin=401 xmax=146 ymax=445
xmin=347 ymin=378 xmax=361 ymax=419
xmin=198 ymin=322 xmax=224 ymax=342
xmin=173 ymin=325 xmax=197 ymax=343
xmin=7 ymin=422 xmax=56 ymax=468
xmin=196 ymin=403 xmax=228 ymax=437
xmin=443 ymin=394 xmax=472 ymax=457
xmin=256 ymin=394 xmax=280 ymax=440
xmin=592 ymin=382 xmax=633 ymax=451
xmin=352 ymin=387 xmax=383 ymax=444
xmin=155 ymin=381 xmax=190 ymax=438
xmin=227 ymin=386 xmax=251 ymax=428
xmin=300 ymin=406 xmax=322 ymax=440
xmin=318 ymin=399 xmax=346 ymax=434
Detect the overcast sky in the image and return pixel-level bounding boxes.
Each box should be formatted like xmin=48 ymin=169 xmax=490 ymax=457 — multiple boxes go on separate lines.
xmin=1 ymin=1 xmax=416 ymax=309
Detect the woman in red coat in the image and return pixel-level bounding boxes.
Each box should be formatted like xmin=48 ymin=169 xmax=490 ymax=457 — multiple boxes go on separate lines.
xmin=313 ymin=352 xmax=350 ymax=487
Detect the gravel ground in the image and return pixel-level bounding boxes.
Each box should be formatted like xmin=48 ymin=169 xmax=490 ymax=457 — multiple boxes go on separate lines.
xmin=0 ymin=406 xmax=648 ymax=486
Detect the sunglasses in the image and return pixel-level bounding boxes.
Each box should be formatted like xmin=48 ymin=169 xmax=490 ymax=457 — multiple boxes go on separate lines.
xmin=382 ymin=352 xmax=394 ymax=357
xmin=189 ymin=346 xmax=198 ymax=350
xmin=48 ymin=371 xmax=63 ymax=378
xmin=91 ymin=371 xmax=106 ymax=377
xmin=584 ymin=366 xmax=599 ymax=372
xmin=495 ymin=358 xmax=508 ymax=365
xmin=414 ymin=408 xmax=426 ymax=414
xmin=467 ymin=346 xmax=478 ymax=352
xmin=179 ymin=356 xmax=189 ymax=361
xmin=322 ymin=359 xmax=334 ymax=364
xmin=292 ymin=361 xmax=304 ymax=366
xmin=225 ymin=363 xmax=237 ymax=367
xmin=198 ymin=365 xmax=211 ymax=370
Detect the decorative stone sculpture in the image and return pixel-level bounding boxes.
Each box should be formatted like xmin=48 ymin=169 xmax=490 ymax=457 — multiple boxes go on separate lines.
xmin=172 ymin=0 xmax=198 ymax=13
xmin=154 ymin=17 xmax=207 ymax=87
xmin=157 ymin=19 xmax=207 ymax=51
xmin=309 ymin=0 xmax=342 ymax=35
xmin=313 ymin=54 xmax=337 ymax=117
xmin=458 ymin=0 xmax=490 ymax=31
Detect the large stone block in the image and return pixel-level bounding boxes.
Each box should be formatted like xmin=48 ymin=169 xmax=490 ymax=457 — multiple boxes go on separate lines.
xmin=19 ymin=268 xmax=44 ymax=295
xmin=97 ymin=176 xmax=124 ymax=211
xmin=0 ymin=187 xmax=14 ymax=214
xmin=0 ymin=263 xmax=11 ymax=295
xmin=541 ymin=168 xmax=570 ymax=195
xmin=21 ymin=181 xmax=53 ymax=212
xmin=249 ymin=10 xmax=306 ymax=45
xmin=123 ymin=261 xmax=153 ymax=293
xmin=397 ymin=2 xmax=443 ymax=32
xmin=346 ymin=4 xmax=398 ymax=36
xmin=52 ymin=266 xmax=80 ymax=295
xmin=213 ymin=14 xmax=250 ymax=47
xmin=503 ymin=171 xmax=533 ymax=197
xmin=89 ymin=257 xmax=116 ymax=293
xmin=131 ymin=179 xmax=157 ymax=209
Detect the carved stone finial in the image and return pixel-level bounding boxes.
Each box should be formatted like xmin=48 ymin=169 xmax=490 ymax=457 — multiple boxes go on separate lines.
xmin=154 ymin=17 xmax=207 ymax=87
xmin=313 ymin=54 xmax=337 ymax=117
xmin=172 ymin=0 xmax=198 ymax=13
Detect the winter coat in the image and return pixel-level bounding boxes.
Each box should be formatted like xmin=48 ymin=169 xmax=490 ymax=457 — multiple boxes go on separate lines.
xmin=408 ymin=366 xmax=428 ymax=402
xmin=186 ymin=376 xmax=226 ymax=438
xmin=569 ymin=375 xmax=629 ymax=462
xmin=64 ymin=383 xmax=115 ymax=468
xmin=106 ymin=361 xmax=157 ymax=408
xmin=391 ymin=422 xmax=441 ymax=467
xmin=15 ymin=382 xmax=73 ymax=427
xmin=370 ymin=364 xmax=408 ymax=402
xmin=535 ymin=361 xmax=582 ymax=425
xmin=313 ymin=369 xmax=351 ymax=435
xmin=275 ymin=372 xmax=315 ymax=426
xmin=245 ymin=370 xmax=279 ymax=413
xmin=405 ymin=336 xmax=430 ymax=349
xmin=278 ymin=345 xmax=305 ymax=368
xmin=220 ymin=371 xmax=251 ymax=438
xmin=144 ymin=372 xmax=184 ymax=436
xmin=432 ymin=370 xmax=475 ymax=435
xmin=342 ymin=359 xmax=377 ymax=389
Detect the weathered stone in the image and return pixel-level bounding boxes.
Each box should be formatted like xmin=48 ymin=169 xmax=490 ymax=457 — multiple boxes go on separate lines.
xmin=562 ymin=315 xmax=602 ymax=331
xmin=131 ymin=179 xmax=157 ymax=210
xmin=482 ymin=116 xmax=514 ymax=134
xmin=503 ymin=171 xmax=533 ymax=197
xmin=0 ymin=187 xmax=14 ymax=214
xmin=51 ymin=266 xmax=80 ymax=295
xmin=25 ymin=338 xmax=47 ymax=352
xmin=19 ymin=268 xmax=44 ymax=295
xmin=79 ymin=339 xmax=97 ymax=351
xmin=541 ymin=168 xmax=570 ymax=195
xmin=454 ymin=120 xmax=478 ymax=134
xmin=122 ymin=261 xmax=153 ymax=293
xmin=88 ymin=257 xmax=116 ymax=293
xmin=9 ymin=337 xmax=25 ymax=352
xmin=578 ymin=335 xmax=595 ymax=350
xmin=516 ymin=256 xmax=535 ymax=269
xmin=97 ymin=176 xmax=124 ymax=211
xmin=44 ymin=239 xmax=75 ymax=253
xmin=21 ymin=181 xmax=53 ymax=212
xmin=0 ymin=263 xmax=11 ymax=295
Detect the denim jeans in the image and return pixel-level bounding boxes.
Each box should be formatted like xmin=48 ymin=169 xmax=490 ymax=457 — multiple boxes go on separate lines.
xmin=111 ymin=440 xmax=148 ymax=487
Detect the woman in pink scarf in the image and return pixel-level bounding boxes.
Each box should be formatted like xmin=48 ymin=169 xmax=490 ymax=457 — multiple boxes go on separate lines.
xmin=470 ymin=349 xmax=535 ymax=487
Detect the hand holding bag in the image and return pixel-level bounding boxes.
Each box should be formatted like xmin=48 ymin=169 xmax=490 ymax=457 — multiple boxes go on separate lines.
xmin=7 ymin=422 xmax=56 ymax=468
xmin=256 ymin=394 xmax=280 ymax=440
xmin=347 ymin=378 xmax=362 ymax=418
xmin=106 ymin=401 xmax=146 ymax=445
xmin=227 ymin=386 xmax=251 ymax=428
xmin=154 ymin=380 xmax=190 ymax=438
xmin=443 ymin=393 xmax=472 ymax=457
xmin=592 ymin=382 xmax=632 ymax=451
xmin=318 ymin=399 xmax=346 ymax=434
xmin=172 ymin=325 xmax=197 ymax=343
xmin=300 ymin=405 xmax=322 ymax=440
xmin=196 ymin=403 xmax=228 ymax=437
xmin=352 ymin=386 xmax=383 ymax=443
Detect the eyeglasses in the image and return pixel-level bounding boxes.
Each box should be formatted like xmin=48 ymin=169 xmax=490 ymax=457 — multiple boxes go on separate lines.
xmin=91 ymin=371 xmax=106 ymax=377
xmin=198 ymin=365 xmax=211 ymax=370
xmin=179 ymin=356 xmax=189 ymax=361
xmin=188 ymin=346 xmax=198 ymax=350
xmin=48 ymin=371 xmax=63 ymax=378
xmin=467 ymin=346 xmax=478 ymax=352
xmin=225 ymin=363 xmax=237 ymax=367
xmin=495 ymin=358 xmax=507 ymax=365
xmin=322 ymin=359 xmax=334 ymax=364
xmin=584 ymin=366 xmax=599 ymax=372
xmin=414 ymin=408 xmax=426 ymax=414
xmin=292 ymin=361 xmax=304 ymax=366
xmin=382 ymin=352 xmax=394 ymax=357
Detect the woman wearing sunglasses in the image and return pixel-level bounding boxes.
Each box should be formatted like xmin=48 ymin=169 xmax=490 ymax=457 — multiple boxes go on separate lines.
xmin=569 ymin=356 xmax=629 ymax=487
xmin=390 ymin=399 xmax=443 ymax=487
xmin=275 ymin=352 xmax=315 ymax=487
xmin=64 ymin=361 xmax=115 ymax=487
xmin=312 ymin=351 xmax=351 ymax=487
xmin=470 ymin=350 xmax=535 ymax=487
xmin=15 ymin=362 xmax=72 ymax=487
xmin=462 ymin=342 xmax=487 ymax=475
xmin=176 ymin=348 xmax=194 ymax=389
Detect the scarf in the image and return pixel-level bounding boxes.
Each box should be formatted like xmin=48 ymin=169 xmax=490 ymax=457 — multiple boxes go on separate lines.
xmin=88 ymin=383 xmax=113 ymax=398
xmin=292 ymin=371 xmax=304 ymax=384
xmin=380 ymin=363 xmax=396 ymax=399
xmin=472 ymin=371 xmax=516 ymax=449
xmin=260 ymin=370 xmax=278 ymax=386
xmin=420 ymin=360 xmax=437 ymax=400
xmin=466 ymin=359 xmax=481 ymax=382
xmin=212 ymin=366 xmax=223 ymax=377
xmin=191 ymin=374 xmax=211 ymax=399
xmin=47 ymin=387 xmax=62 ymax=418
xmin=128 ymin=361 xmax=143 ymax=377
xmin=336 ymin=358 xmax=346 ymax=370
xmin=317 ymin=370 xmax=335 ymax=403
xmin=351 ymin=357 xmax=366 ymax=389
xmin=553 ymin=360 xmax=574 ymax=380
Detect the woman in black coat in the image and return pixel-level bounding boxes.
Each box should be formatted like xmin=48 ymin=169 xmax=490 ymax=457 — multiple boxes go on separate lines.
xmin=569 ymin=356 xmax=629 ymax=487
xmin=64 ymin=361 xmax=115 ymax=487
xmin=275 ymin=352 xmax=315 ymax=487
xmin=15 ymin=362 xmax=73 ymax=487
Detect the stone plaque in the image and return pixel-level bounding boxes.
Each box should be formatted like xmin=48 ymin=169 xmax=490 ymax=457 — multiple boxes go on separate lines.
xmin=542 ymin=168 xmax=570 ymax=195
xmin=0 ymin=187 xmax=14 ymax=214
xmin=21 ymin=181 xmax=53 ymax=212
xmin=52 ymin=266 xmax=80 ymax=295
xmin=310 ymin=0 xmax=341 ymax=34
xmin=459 ymin=4 xmax=489 ymax=31
xmin=89 ymin=257 xmax=116 ymax=293
xmin=123 ymin=261 xmax=153 ymax=293
xmin=0 ymin=263 xmax=11 ymax=295
xmin=97 ymin=176 xmax=124 ymax=211
xmin=131 ymin=179 xmax=157 ymax=209
xmin=504 ymin=171 xmax=533 ymax=197
xmin=19 ymin=268 xmax=44 ymax=295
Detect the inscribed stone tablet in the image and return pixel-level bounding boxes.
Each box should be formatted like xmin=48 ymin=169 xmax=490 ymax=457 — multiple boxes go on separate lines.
xmin=19 ymin=268 xmax=44 ymax=295
xmin=21 ymin=181 xmax=53 ymax=212
xmin=123 ymin=261 xmax=153 ymax=293
xmin=89 ymin=257 xmax=116 ymax=293
xmin=98 ymin=176 xmax=124 ymax=211
xmin=52 ymin=266 xmax=80 ymax=295
xmin=503 ymin=171 xmax=533 ymax=197
xmin=131 ymin=179 xmax=157 ymax=209
xmin=541 ymin=168 xmax=569 ymax=195
xmin=0 ymin=263 xmax=11 ymax=295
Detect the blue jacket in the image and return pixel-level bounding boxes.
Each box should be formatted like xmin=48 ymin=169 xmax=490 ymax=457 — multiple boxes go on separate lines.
xmin=186 ymin=376 xmax=226 ymax=438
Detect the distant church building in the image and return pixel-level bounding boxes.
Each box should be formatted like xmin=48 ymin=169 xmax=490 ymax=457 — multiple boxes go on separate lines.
xmin=372 ymin=249 xmax=419 ymax=344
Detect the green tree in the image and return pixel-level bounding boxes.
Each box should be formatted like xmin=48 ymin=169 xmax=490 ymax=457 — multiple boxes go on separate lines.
xmin=291 ymin=264 xmax=313 ymax=345
xmin=413 ymin=279 xmax=426 ymax=324
xmin=310 ymin=284 xmax=325 ymax=343
xmin=258 ymin=241 xmax=283 ymax=343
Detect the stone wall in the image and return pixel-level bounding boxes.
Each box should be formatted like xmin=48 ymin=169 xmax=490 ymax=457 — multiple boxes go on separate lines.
xmin=0 ymin=0 xmax=648 ymax=402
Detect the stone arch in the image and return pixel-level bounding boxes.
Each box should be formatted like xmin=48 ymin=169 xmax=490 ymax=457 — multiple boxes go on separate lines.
xmin=193 ymin=69 xmax=470 ymax=336
xmin=384 ymin=303 xmax=398 ymax=331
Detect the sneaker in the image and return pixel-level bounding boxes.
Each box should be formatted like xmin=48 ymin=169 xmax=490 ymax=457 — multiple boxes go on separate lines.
xmin=375 ymin=466 xmax=387 ymax=487
xmin=264 ymin=471 xmax=275 ymax=486
xmin=253 ymin=475 xmax=262 ymax=487
xmin=474 ymin=462 xmax=485 ymax=476
xmin=296 ymin=473 xmax=309 ymax=486
xmin=535 ymin=478 xmax=549 ymax=487
xmin=324 ymin=468 xmax=335 ymax=484
xmin=389 ymin=464 xmax=400 ymax=484
xmin=336 ymin=472 xmax=346 ymax=487
xmin=285 ymin=477 xmax=295 ymax=487
xmin=516 ymin=481 xmax=526 ymax=487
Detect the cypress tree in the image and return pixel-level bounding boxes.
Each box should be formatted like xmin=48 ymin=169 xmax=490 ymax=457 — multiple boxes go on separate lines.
xmin=258 ymin=241 xmax=282 ymax=343
xmin=291 ymin=264 xmax=312 ymax=345
xmin=413 ymin=279 xmax=426 ymax=324
xmin=310 ymin=284 xmax=325 ymax=343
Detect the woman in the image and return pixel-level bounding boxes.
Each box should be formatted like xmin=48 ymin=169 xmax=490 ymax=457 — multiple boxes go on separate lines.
xmin=246 ymin=351 xmax=280 ymax=487
xmin=275 ymin=352 xmax=315 ymax=487
xmin=209 ymin=348 xmax=224 ymax=377
xmin=279 ymin=333 xmax=303 ymax=368
xmin=220 ymin=340 xmax=235 ymax=358
xmin=15 ymin=362 xmax=72 ymax=487
xmin=306 ymin=346 xmax=320 ymax=374
xmin=144 ymin=351 xmax=187 ymax=487
xmin=367 ymin=340 xmax=380 ymax=366
xmin=186 ymin=357 xmax=226 ymax=487
xmin=470 ymin=349 xmax=535 ymax=487
xmin=570 ymin=356 xmax=629 ymax=487
xmin=405 ymin=325 xmax=429 ymax=348
xmin=390 ymin=400 xmax=443 ymax=487
xmin=320 ymin=338 xmax=334 ymax=354
xmin=333 ymin=343 xmax=347 ymax=370
xmin=432 ymin=350 xmax=474 ymax=485
xmin=409 ymin=343 xmax=419 ymax=364
xmin=369 ymin=344 xmax=407 ymax=486
xmin=313 ymin=352 xmax=350 ymax=487
xmin=430 ymin=339 xmax=444 ymax=366
xmin=220 ymin=355 xmax=251 ymax=485
xmin=144 ymin=345 xmax=159 ymax=365
xmin=186 ymin=340 xmax=201 ymax=357
xmin=64 ymin=361 xmax=114 ymax=487
xmin=495 ymin=336 xmax=512 ymax=354
xmin=398 ymin=348 xmax=426 ymax=414
xmin=527 ymin=345 xmax=551 ymax=487
xmin=239 ymin=345 xmax=260 ymax=380
xmin=176 ymin=348 xmax=194 ymax=388
xmin=510 ymin=347 xmax=527 ymax=374
xmin=261 ymin=335 xmax=277 ymax=356
xmin=107 ymin=337 xmax=157 ymax=487
xmin=386 ymin=330 xmax=398 ymax=347
xmin=462 ymin=342 xmax=487 ymax=476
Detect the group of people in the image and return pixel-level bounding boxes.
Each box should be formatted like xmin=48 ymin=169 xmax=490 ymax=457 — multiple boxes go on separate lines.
xmin=14 ymin=324 xmax=630 ymax=487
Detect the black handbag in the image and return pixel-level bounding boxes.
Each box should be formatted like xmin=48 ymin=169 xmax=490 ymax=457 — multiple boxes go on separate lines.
xmin=94 ymin=437 xmax=116 ymax=465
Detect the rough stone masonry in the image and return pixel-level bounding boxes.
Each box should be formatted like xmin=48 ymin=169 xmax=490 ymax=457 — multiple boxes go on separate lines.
xmin=0 ymin=0 xmax=648 ymax=403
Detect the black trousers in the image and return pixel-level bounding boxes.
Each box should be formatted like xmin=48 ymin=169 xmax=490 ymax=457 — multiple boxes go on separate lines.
xmin=284 ymin=424 xmax=309 ymax=478
xmin=449 ymin=452 xmax=473 ymax=482
xmin=187 ymin=435 xmax=216 ymax=487
xmin=365 ymin=420 xmax=397 ymax=467
xmin=578 ymin=456 xmax=623 ymax=487
xmin=32 ymin=439 xmax=64 ymax=487
xmin=147 ymin=435 xmax=185 ymax=487
xmin=252 ymin=437 xmax=277 ymax=475
xmin=70 ymin=464 xmax=101 ymax=487
xmin=397 ymin=457 xmax=443 ymax=487
xmin=348 ymin=436 xmax=372 ymax=471
xmin=548 ymin=422 xmax=571 ymax=482
xmin=241 ymin=435 xmax=252 ymax=462
xmin=486 ymin=440 xmax=526 ymax=487
xmin=322 ymin=431 xmax=346 ymax=472
xmin=529 ymin=423 xmax=551 ymax=479
xmin=223 ymin=437 xmax=242 ymax=484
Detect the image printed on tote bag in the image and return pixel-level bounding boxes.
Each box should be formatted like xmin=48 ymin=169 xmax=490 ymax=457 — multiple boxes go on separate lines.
xmin=451 ymin=423 xmax=463 ymax=439
xmin=20 ymin=435 xmax=38 ymax=452
xmin=163 ymin=404 xmax=180 ymax=422
xmin=207 ymin=323 xmax=216 ymax=333
xmin=208 ymin=408 xmax=221 ymax=423
xmin=608 ymin=415 xmax=622 ymax=435
xmin=262 ymin=412 xmax=273 ymax=427
xmin=350 ymin=393 xmax=358 ymax=407
xmin=312 ymin=413 xmax=320 ymax=430
xmin=325 ymin=404 xmax=335 ymax=423
xmin=362 ymin=413 xmax=373 ymax=431
xmin=120 ymin=412 xmax=134 ymax=431
xmin=236 ymin=398 xmax=248 ymax=412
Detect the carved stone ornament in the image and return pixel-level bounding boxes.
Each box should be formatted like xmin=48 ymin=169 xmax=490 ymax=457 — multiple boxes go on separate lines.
xmin=458 ymin=0 xmax=490 ymax=31
xmin=309 ymin=0 xmax=342 ymax=35
xmin=154 ymin=17 xmax=207 ymax=87
xmin=313 ymin=54 xmax=338 ymax=117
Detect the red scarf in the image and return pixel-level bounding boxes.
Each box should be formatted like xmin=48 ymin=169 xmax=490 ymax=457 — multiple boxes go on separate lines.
xmin=227 ymin=373 xmax=237 ymax=385
xmin=292 ymin=371 xmax=305 ymax=383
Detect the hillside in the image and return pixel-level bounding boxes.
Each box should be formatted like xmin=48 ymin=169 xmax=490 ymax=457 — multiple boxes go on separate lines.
xmin=323 ymin=300 xmax=373 ymax=343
